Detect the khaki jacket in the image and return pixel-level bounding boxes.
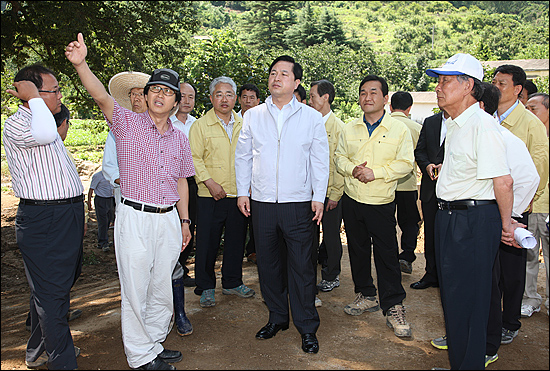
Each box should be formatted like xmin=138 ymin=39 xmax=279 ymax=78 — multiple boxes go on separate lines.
xmin=501 ymin=102 xmax=549 ymax=204
xmin=325 ymin=112 xmax=345 ymax=201
xmin=189 ymin=108 xmax=242 ymax=198
xmin=335 ymin=113 xmax=414 ymax=205
xmin=391 ymin=112 xmax=422 ymax=192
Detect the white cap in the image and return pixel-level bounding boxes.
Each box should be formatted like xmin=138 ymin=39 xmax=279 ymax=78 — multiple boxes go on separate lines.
xmin=426 ymin=53 xmax=484 ymax=81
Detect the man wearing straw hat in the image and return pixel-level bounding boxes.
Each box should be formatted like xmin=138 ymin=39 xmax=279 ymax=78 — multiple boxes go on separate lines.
xmin=103 ymin=71 xmax=150 ymax=205
xmin=66 ymin=33 xmax=194 ymax=370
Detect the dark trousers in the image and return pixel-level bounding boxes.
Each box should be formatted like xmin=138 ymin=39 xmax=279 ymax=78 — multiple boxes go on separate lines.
xmin=396 ymin=190 xmax=421 ymax=263
xmin=420 ymin=197 xmax=439 ymax=285
xmin=245 ymin=216 xmax=256 ymax=256
xmin=319 ymin=197 xmax=343 ymax=282
xmin=342 ymin=194 xmax=406 ymax=313
xmin=178 ymin=177 xmax=197 ymax=276
xmin=435 ymin=203 xmax=501 ymax=370
xmin=251 ymin=200 xmax=320 ymax=334
xmin=486 ymin=213 xmax=528 ymax=356
xmin=94 ymin=195 xmax=114 ymax=248
xmin=194 ymin=196 xmax=246 ymax=294
xmin=17 ymin=201 xmax=84 ymax=370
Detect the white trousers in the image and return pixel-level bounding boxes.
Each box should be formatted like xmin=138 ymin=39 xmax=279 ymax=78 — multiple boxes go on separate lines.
xmin=523 ymin=212 xmax=549 ymax=309
xmin=115 ymin=201 xmax=182 ymax=368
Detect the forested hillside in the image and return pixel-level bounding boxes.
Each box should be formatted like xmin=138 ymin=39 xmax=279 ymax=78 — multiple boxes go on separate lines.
xmin=1 ymin=1 xmax=548 ymax=120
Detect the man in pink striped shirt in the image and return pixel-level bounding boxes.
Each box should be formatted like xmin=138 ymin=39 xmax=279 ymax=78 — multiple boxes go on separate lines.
xmin=66 ymin=33 xmax=194 ymax=370
xmin=3 ymin=64 xmax=85 ymax=370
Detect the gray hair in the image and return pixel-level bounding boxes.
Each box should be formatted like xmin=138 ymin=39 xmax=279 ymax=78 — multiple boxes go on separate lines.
xmin=209 ymin=76 xmax=237 ymax=96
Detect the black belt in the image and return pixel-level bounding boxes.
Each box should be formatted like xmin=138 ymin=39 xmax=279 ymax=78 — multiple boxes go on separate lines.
xmin=20 ymin=194 xmax=84 ymax=206
xmin=121 ymin=198 xmax=175 ymax=214
xmin=438 ymin=199 xmax=496 ymax=210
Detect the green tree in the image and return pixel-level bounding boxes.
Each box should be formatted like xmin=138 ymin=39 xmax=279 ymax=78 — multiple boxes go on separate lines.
xmin=179 ymin=29 xmax=270 ymax=117
xmin=240 ymin=1 xmax=296 ymax=49
xmin=284 ymin=2 xmax=320 ymax=48
xmin=318 ymin=9 xmax=347 ymax=46
xmin=1 ymin=1 xmax=199 ymax=117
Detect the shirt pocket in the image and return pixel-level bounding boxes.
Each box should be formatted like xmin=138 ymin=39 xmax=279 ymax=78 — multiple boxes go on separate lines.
xmin=374 ymin=137 xmax=399 ymax=165
xmin=204 ymin=134 xmax=226 ymax=169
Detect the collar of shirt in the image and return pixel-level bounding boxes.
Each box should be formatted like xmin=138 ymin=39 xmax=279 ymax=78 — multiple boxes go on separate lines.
xmin=440 ymin=114 xmax=447 ymax=146
xmin=447 ymin=102 xmax=481 ymax=130
xmin=266 ymin=95 xmax=296 ymax=113
xmin=363 ymin=111 xmax=385 ymax=136
xmin=216 ymin=112 xmax=235 ymax=127
xmin=267 ymin=95 xmax=297 ymax=136
xmin=494 ymin=99 xmax=519 ymax=124
xmin=322 ymin=110 xmax=332 ymax=125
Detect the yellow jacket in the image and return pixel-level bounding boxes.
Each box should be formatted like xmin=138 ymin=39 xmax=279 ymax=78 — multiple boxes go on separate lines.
xmin=325 ymin=112 xmax=345 ymax=202
xmin=335 ymin=113 xmax=414 ymax=205
xmin=391 ymin=112 xmax=422 ymax=192
xmin=501 ymin=102 xmax=549 ymax=204
xmin=189 ymin=108 xmax=242 ymax=198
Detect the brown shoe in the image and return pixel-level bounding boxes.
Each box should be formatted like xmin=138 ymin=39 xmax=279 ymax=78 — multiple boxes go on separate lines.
xmin=247 ymin=253 xmax=257 ymax=264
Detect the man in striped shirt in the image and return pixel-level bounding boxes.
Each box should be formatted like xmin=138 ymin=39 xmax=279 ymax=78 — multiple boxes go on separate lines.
xmin=3 ymin=64 xmax=85 ymax=370
xmin=66 ymin=33 xmax=194 ymax=371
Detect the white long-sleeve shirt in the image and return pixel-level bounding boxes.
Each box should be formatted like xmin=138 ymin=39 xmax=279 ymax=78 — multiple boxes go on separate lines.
xmin=101 ymin=131 xmax=120 ymax=189
xmin=235 ymin=95 xmax=329 ymax=203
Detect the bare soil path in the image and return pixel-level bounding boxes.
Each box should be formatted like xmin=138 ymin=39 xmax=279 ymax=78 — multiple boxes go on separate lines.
xmin=2 ymin=191 xmax=548 ymax=370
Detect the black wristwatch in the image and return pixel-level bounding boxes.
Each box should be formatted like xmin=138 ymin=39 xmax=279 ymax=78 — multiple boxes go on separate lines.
xmin=180 ymin=218 xmax=191 ymax=224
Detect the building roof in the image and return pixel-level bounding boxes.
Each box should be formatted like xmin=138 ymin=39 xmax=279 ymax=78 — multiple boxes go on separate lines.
xmin=481 ymin=59 xmax=549 ymax=72
xmin=389 ymin=91 xmax=436 ymax=104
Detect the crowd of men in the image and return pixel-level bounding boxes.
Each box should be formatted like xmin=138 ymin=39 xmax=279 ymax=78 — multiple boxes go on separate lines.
xmin=3 ymin=31 xmax=548 ymax=370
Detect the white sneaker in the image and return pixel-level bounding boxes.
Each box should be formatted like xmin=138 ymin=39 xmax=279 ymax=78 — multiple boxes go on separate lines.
xmin=315 ymin=296 xmax=322 ymax=307
xmin=520 ymin=303 xmax=540 ymax=317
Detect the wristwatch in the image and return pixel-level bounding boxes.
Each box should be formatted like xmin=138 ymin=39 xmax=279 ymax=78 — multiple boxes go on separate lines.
xmin=180 ymin=218 xmax=191 ymax=224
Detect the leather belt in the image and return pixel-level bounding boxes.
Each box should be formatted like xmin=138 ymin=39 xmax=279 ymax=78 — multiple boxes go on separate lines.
xmin=20 ymin=194 xmax=84 ymax=206
xmin=121 ymin=197 xmax=175 ymax=214
xmin=438 ymin=199 xmax=497 ymax=210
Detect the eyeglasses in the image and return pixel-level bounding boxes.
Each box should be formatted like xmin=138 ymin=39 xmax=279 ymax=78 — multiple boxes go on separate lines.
xmin=214 ymin=93 xmax=235 ymax=100
xmin=149 ymin=86 xmax=175 ymax=96
xmin=66 ymin=120 xmax=71 ymax=127
xmin=128 ymin=92 xmax=144 ymax=98
xmin=38 ymin=87 xmax=62 ymax=95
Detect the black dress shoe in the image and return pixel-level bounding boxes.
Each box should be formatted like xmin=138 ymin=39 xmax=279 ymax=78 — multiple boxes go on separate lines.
xmin=301 ymin=333 xmax=319 ymax=353
xmin=255 ymin=322 xmax=289 ymax=339
xmin=157 ymin=349 xmax=183 ymax=363
xmin=135 ymin=356 xmax=176 ymax=370
xmin=410 ymin=280 xmax=439 ymax=290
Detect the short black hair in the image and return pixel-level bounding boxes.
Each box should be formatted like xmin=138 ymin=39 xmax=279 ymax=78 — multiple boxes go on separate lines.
xmin=53 ymin=104 xmax=70 ymax=127
xmin=239 ymin=83 xmax=260 ymax=99
xmin=359 ymin=75 xmax=389 ymax=97
xmin=270 ymin=55 xmax=303 ymax=81
xmin=522 ymin=80 xmax=538 ymax=97
xmin=294 ymin=84 xmax=307 ymax=101
xmin=493 ymin=65 xmax=526 ymax=88
xmin=390 ymin=91 xmax=413 ymax=111
xmin=311 ymin=79 xmax=336 ymax=104
xmin=480 ymin=82 xmax=501 ymax=115
xmin=14 ymin=64 xmax=57 ymax=103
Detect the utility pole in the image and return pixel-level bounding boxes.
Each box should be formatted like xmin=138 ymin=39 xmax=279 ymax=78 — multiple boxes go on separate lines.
xmin=432 ymin=24 xmax=435 ymax=50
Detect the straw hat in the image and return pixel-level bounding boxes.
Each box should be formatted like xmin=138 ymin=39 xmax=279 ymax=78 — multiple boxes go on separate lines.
xmin=108 ymin=71 xmax=151 ymax=110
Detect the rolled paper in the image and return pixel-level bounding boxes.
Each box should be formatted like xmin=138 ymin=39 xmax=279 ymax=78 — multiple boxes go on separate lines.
xmin=514 ymin=227 xmax=537 ymax=249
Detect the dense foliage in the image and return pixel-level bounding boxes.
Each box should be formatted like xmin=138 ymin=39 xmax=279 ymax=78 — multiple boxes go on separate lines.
xmin=1 ymin=1 xmax=548 ymax=121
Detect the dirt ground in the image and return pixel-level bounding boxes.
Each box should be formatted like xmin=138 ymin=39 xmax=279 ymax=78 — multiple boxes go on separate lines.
xmin=1 ymin=174 xmax=549 ymax=369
